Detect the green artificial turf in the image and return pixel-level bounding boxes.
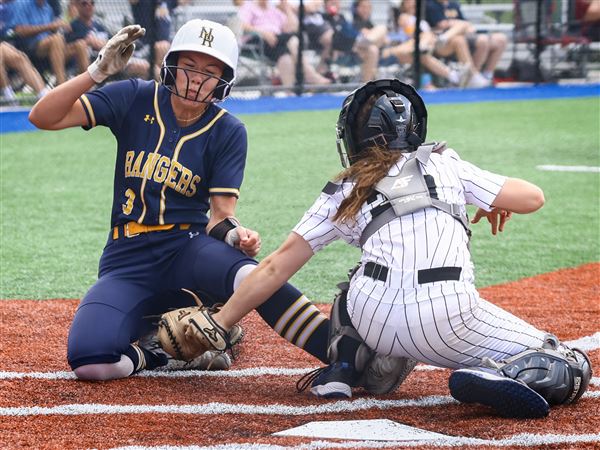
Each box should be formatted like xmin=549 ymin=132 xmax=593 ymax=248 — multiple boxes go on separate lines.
xmin=1 ymin=97 xmax=598 ymax=300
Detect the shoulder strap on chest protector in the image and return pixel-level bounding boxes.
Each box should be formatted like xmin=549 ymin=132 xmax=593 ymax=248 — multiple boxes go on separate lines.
xmin=359 ymin=143 xmax=470 ymax=248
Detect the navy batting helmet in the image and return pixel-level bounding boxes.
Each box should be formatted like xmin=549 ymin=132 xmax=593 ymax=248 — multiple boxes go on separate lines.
xmin=336 ymin=79 xmax=427 ymax=167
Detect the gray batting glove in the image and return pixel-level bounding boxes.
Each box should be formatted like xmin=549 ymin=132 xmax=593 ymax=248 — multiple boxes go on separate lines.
xmin=87 ymin=25 xmax=146 ymax=83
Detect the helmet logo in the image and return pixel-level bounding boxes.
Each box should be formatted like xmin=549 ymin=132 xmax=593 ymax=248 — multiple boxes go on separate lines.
xmin=199 ymin=27 xmax=214 ymax=47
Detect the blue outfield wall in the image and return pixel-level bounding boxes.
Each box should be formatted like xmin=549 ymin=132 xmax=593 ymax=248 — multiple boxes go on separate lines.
xmin=1 ymin=83 xmax=599 ymax=134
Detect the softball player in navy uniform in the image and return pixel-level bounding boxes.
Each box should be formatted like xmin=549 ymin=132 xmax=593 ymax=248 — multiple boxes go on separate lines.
xmin=28 ymin=20 xmax=340 ymax=380
xmin=205 ymin=79 xmax=592 ymax=417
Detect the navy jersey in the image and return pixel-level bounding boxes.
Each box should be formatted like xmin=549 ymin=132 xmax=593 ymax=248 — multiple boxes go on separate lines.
xmin=67 ymin=18 xmax=109 ymax=44
xmin=79 ymin=79 xmax=247 ymax=228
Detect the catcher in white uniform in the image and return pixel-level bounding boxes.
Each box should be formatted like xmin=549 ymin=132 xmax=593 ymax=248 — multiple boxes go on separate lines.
xmin=172 ymin=79 xmax=592 ymax=418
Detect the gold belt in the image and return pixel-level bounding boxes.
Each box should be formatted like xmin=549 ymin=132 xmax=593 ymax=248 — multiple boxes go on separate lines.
xmin=112 ymin=222 xmax=191 ymax=239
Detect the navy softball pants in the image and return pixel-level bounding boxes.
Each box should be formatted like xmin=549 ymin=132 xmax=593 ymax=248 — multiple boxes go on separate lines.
xmin=67 ymin=226 xmax=255 ymax=369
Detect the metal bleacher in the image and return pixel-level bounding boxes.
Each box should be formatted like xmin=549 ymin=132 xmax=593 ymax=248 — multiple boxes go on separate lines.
xmin=93 ymin=0 xmax=597 ymax=92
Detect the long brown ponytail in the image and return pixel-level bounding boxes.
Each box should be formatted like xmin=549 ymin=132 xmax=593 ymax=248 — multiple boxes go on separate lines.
xmin=332 ymin=94 xmax=403 ymax=224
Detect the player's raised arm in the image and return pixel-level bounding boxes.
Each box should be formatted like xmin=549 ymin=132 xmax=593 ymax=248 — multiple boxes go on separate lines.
xmin=29 ymin=25 xmax=145 ymax=130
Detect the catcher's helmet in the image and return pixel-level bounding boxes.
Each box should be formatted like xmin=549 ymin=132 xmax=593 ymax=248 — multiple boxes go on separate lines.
xmin=160 ymin=19 xmax=238 ymax=102
xmin=336 ymin=79 xmax=427 ymax=167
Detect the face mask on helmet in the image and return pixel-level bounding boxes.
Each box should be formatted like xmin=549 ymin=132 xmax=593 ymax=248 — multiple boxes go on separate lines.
xmin=160 ymin=19 xmax=238 ymax=102
xmin=336 ymin=79 xmax=427 ymax=168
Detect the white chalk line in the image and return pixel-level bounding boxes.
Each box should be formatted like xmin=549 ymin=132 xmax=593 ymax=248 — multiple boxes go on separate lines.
xmin=0 ymin=332 xmax=597 ymax=448
xmin=536 ymin=165 xmax=600 ymax=173
xmin=109 ymin=433 xmax=600 ymax=449
xmin=1 ymin=332 xmax=597 ymax=381
xmin=0 ymin=390 xmax=598 ymax=417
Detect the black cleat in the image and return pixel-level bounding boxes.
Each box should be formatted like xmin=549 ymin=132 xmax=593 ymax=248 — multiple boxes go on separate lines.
xmin=449 ymin=367 xmax=550 ymax=419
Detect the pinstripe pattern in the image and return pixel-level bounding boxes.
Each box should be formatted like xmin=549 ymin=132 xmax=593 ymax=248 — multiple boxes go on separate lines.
xmin=293 ymin=149 xmax=546 ymax=368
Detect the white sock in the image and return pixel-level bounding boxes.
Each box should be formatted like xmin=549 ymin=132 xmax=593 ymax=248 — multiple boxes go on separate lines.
xmin=483 ymin=71 xmax=493 ymax=80
xmin=2 ymin=86 xmax=16 ymax=99
xmin=233 ymin=263 xmax=257 ymax=291
xmin=448 ymin=70 xmax=460 ymax=85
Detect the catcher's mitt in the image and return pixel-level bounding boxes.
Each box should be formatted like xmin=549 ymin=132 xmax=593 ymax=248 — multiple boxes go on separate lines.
xmin=157 ymin=305 xmax=243 ymax=362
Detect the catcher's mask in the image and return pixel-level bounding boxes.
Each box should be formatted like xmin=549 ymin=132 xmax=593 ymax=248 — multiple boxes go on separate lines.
xmin=336 ymin=79 xmax=427 ymax=168
xmin=160 ymin=19 xmax=238 ymax=102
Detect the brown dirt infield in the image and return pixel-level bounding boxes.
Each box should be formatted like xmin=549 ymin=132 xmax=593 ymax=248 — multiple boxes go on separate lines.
xmin=0 ymin=263 xmax=598 ymax=449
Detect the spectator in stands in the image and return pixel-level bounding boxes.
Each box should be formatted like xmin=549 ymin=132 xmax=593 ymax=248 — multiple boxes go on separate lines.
xmin=0 ymin=42 xmax=49 ymax=103
xmin=67 ymin=0 xmax=150 ymax=79
xmin=425 ymin=0 xmax=506 ymax=83
xmin=9 ymin=0 xmax=88 ymax=85
xmin=129 ymin=0 xmax=188 ymax=79
xmin=573 ymin=0 xmax=600 ymax=41
xmin=239 ymin=0 xmax=331 ymax=89
xmin=0 ymin=0 xmax=47 ymax=102
xmin=322 ymin=0 xmax=381 ymax=81
xmin=286 ymin=0 xmax=335 ymax=78
xmin=383 ymin=0 xmax=471 ymax=88
xmin=389 ymin=0 xmax=488 ymax=88
xmin=351 ymin=0 xmax=389 ymax=48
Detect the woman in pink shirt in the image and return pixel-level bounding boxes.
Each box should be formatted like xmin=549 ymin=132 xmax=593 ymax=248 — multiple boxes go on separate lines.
xmin=239 ymin=0 xmax=331 ymax=88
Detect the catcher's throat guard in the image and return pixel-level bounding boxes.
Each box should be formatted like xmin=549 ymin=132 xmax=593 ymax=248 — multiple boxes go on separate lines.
xmin=336 ymin=79 xmax=427 ymax=168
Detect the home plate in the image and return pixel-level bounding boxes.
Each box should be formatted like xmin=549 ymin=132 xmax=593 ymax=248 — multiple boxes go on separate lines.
xmin=273 ymin=419 xmax=450 ymax=441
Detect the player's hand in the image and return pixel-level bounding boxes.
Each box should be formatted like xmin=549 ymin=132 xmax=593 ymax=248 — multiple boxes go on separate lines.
xmin=471 ymin=207 xmax=512 ymax=235
xmin=87 ymin=25 xmax=146 ymax=83
xmin=236 ymin=226 xmax=262 ymax=257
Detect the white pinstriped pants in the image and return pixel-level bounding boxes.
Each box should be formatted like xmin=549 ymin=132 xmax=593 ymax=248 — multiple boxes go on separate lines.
xmin=347 ymin=275 xmax=546 ymax=368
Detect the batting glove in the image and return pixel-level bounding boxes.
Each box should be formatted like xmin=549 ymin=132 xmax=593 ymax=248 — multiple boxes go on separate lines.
xmin=87 ymin=25 xmax=146 ymax=84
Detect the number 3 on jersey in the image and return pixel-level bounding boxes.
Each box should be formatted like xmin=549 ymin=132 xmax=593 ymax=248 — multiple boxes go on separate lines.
xmin=122 ymin=188 xmax=136 ymax=215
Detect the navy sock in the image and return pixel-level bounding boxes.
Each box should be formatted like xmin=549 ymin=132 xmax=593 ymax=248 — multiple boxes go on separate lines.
xmin=124 ymin=343 xmax=168 ymax=373
xmin=256 ymin=282 xmax=329 ymax=363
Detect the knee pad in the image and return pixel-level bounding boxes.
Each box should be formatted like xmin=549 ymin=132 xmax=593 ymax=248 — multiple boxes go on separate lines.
xmin=328 ymin=273 xmax=417 ymax=394
xmin=493 ymin=336 xmax=592 ymax=405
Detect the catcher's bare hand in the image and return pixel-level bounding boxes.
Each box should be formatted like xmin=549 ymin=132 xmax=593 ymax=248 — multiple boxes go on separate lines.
xmin=87 ymin=24 xmax=146 ymax=83
xmin=471 ymin=207 xmax=512 ymax=235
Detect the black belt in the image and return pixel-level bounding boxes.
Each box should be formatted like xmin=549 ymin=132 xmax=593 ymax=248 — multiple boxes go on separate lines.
xmin=363 ymin=262 xmax=462 ymax=284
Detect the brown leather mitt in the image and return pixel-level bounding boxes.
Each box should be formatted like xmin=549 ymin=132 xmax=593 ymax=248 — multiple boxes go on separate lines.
xmin=157 ymin=305 xmax=243 ymax=362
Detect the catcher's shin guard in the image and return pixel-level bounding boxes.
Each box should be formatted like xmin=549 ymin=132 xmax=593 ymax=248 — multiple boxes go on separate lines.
xmin=328 ymin=274 xmax=416 ymax=394
xmin=490 ymin=335 xmax=592 ymax=405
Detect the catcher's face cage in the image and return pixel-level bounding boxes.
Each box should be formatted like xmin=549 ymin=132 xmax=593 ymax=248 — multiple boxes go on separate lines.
xmin=160 ymin=19 xmax=238 ymax=102
xmin=336 ymin=79 xmax=428 ymax=168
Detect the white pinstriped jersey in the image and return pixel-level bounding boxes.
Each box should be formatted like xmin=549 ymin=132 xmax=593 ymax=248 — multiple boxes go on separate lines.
xmin=293 ymin=149 xmax=546 ymax=368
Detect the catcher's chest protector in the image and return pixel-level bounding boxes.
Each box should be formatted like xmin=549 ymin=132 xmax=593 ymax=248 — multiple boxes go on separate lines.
xmin=359 ymin=143 xmax=471 ymax=247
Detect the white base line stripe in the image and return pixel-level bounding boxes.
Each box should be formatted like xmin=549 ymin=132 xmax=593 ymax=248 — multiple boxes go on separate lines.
xmin=109 ymin=433 xmax=600 ymax=449
xmin=536 ymin=165 xmax=600 ymax=173
xmin=0 ymin=396 xmax=455 ymax=416
xmin=0 ymin=391 xmax=598 ymax=417
xmin=0 ymin=333 xmax=596 ymax=380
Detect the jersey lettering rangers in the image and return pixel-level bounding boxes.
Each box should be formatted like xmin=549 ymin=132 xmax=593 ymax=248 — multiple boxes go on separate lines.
xmin=79 ymin=79 xmax=247 ymax=228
